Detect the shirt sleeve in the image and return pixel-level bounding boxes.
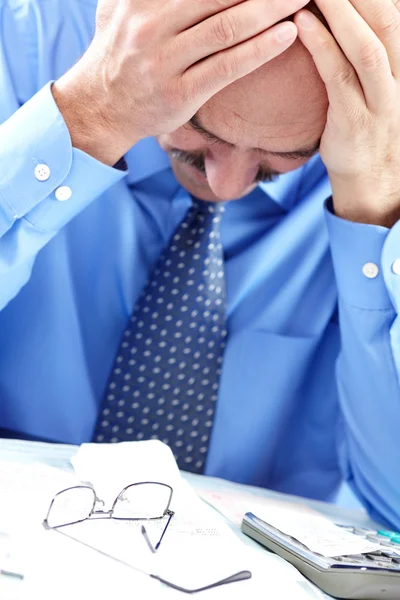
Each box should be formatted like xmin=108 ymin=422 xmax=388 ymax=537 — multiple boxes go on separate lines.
xmin=0 ymin=2 xmax=127 ymax=310
xmin=325 ymin=198 xmax=400 ymax=528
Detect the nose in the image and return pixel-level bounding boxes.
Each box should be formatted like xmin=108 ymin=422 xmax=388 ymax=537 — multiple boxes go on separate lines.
xmin=204 ymin=146 xmax=260 ymax=201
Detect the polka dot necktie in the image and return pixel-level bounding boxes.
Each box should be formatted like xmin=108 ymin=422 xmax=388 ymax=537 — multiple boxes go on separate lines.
xmin=93 ymin=199 xmax=227 ymax=474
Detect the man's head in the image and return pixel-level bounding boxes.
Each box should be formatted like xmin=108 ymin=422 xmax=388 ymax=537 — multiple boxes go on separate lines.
xmin=157 ymin=2 xmax=329 ymax=202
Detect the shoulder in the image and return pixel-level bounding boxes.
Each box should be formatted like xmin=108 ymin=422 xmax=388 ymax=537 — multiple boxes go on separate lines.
xmin=0 ymin=0 xmax=98 ymax=96
xmin=0 ymin=0 xmax=98 ymax=12
xmin=0 ymin=0 xmax=98 ymax=36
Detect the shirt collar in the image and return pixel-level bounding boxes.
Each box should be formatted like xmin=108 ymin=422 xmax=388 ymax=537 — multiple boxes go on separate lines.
xmin=125 ymin=137 xmax=325 ymax=211
xmin=258 ymin=154 xmax=326 ymax=212
xmin=125 ymin=137 xmax=171 ymax=185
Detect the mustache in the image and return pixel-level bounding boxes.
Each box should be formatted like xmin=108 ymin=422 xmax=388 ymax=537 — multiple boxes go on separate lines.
xmin=168 ymin=149 xmax=280 ymax=184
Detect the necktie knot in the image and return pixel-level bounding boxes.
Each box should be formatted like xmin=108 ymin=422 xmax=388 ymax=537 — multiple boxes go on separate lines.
xmin=191 ymin=197 xmax=226 ymax=216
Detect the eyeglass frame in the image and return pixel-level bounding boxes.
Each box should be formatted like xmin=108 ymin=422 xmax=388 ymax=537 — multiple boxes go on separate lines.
xmin=43 ymin=481 xmax=175 ymax=552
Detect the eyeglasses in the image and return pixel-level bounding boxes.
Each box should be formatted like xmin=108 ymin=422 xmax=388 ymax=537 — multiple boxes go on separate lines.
xmin=43 ymin=481 xmax=174 ymax=552
xmin=43 ymin=481 xmax=252 ymax=593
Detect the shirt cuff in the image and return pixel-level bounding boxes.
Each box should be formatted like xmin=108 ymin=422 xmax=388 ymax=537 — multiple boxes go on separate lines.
xmin=382 ymin=219 xmax=400 ymax=314
xmin=0 ymin=82 xmax=127 ymax=234
xmin=324 ymin=198 xmax=392 ymax=310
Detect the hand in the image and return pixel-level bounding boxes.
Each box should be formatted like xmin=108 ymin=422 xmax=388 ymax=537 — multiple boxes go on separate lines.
xmin=53 ymin=0 xmax=309 ymax=166
xmin=295 ymin=0 xmax=400 ymax=227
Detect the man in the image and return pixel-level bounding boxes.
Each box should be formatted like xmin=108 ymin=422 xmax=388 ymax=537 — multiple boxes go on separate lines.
xmin=0 ymin=0 xmax=400 ymax=528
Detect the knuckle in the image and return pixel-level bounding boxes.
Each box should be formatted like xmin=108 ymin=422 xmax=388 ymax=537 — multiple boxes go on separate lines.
xmin=212 ymin=13 xmax=238 ymax=47
xmin=251 ymin=39 xmax=272 ymax=62
xmin=130 ymin=18 xmax=155 ymax=48
xmin=380 ymin=15 xmax=400 ymax=36
xmin=212 ymin=0 xmax=236 ymax=8
xmin=319 ymin=37 xmax=332 ymax=55
xmin=161 ymin=40 xmax=177 ymax=68
xmin=372 ymin=6 xmax=400 ymax=36
xmin=198 ymin=0 xmax=235 ymax=9
xmin=140 ymin=56 xmax=158 ymax=80
xmin=136 ymin=48 xmax=164 ymax=84
xmin=331 ymin=66 xmax=354 ymax=87
xmin=167 ymin=78 xmax=187 ymax=107
xmin=215 ymin=54 xmax=239 ymax=79
xmin=185 ymin=73 xmax=205 ymax=100
xmin=358 ymin=41 xmax=386 ymax=70
xmin=251 ymin=41 xmax=266 ymax=63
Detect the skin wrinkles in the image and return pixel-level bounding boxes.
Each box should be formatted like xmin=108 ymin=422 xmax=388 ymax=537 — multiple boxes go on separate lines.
xmin=188 ymin=112 xmax=322 ymax=158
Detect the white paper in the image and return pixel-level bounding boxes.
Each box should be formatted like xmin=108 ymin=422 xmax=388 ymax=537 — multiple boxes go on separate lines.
xmin=68 ymin=441 xmax=327 ymax=597
xmin=200 ymin=487 xmax=275 ymax=525
xmin=0 ymin=461 xmax=78 ymax=562
xmin=0 ymin=461 xmax=80 ymax=599
xmin=249 ymin=499 xmax=383 ymax=557
xmin=0 ymin=446 xmax=327 ymax=600
xmin=0 ymin=462 xmax=78 ymax=518
xmin=24 ymin=525 xmax=323 ymax=600
xmin=71 ymin=440 xmax=183 ymax=508
xmin=69 ymin=441 xmax=253 ymax=591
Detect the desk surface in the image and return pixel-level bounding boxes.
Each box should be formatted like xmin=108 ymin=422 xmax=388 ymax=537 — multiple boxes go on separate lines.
xmin=0 ymin=439 xmax=380 ymax=600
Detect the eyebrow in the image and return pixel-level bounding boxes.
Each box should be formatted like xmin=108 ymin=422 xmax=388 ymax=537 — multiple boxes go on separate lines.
xmin=189 ymin=113 xmax=321 ymax=160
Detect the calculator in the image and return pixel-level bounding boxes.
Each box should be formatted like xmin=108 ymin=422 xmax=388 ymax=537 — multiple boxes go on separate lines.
xmin=241 ymin=512 xmax=400 ymax=600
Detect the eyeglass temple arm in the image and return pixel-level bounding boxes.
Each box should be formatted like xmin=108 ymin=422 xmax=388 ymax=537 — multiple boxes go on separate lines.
xmin=141 ymin=525 xmax=156 ymax=553
xmin=141 ymin=510 xmax=175 ymax=553
xmin=150 ymin=570 xmax=252 ymax=594
xmin=155 ymin=510 xmax=174 ymax=550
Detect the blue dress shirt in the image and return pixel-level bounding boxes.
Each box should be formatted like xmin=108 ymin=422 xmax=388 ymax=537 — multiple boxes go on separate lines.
xmin=1 ymin=0 xmax=400 ymax=528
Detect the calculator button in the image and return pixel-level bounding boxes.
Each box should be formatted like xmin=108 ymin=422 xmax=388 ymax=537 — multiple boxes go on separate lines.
xmin=366 ymin=554 xmax=392 ymax=564
xmin=373 ymin=561 xmax=397 ymax=569
xmin=382 ymin=551 xmax=400 ymax=561
xmin=378 ymin=530 xmax=399 ymax=538
xmin=335 ymin=524 xmax=355 ymax=533
xmin=343 ymin=555 xmax=368 ymax=563
xmin=359 ymin=528 xmax=379 ymax=536
xmin=366 ymin=535 xmax=393 ymax=546
xmin=391 ymin=536 xmax=400 ymax=545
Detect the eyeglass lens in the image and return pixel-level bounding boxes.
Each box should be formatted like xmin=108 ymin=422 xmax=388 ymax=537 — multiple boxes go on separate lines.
xmin=112 ymin=483 xmax=171 ymax=519
xmin=45 ymin=486 xmax=96 ymax=528
xmin=45 ymin=483 xmax=172 ymax=528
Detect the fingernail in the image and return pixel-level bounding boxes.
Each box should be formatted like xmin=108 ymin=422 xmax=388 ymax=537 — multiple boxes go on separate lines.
xmin=298 ymin=11 xmax=316 ymax=30
xmin=275 ymin=24 xmax=296 ymax=43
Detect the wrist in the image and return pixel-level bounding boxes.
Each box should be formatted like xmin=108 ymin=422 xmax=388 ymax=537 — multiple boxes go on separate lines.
xmin=52 ymin=69 xmax=136 ymax=167
xmin=330 ymin=177 xmax=400 ymax=228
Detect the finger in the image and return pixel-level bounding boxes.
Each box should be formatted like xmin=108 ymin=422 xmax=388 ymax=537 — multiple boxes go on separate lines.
xmin=349 ymin=0 xmax=400 ymax=78
xmin=297 ymin=0 xmax=393 ymax=112
xmin=170 ymin=0 xmax=309 ymax=35
xmin=296 ymin=10 xmax=365 ymax=111
xmin=171 ymin=0 xmax=309 ymax=68
xmin=184 ymin=22 xmax=298 ymax=103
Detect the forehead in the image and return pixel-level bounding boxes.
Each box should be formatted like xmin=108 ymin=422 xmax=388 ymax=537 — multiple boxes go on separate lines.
xmin=197 ymin=39 xmax=328 ymax=152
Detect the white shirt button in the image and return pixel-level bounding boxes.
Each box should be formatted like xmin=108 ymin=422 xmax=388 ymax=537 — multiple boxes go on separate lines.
xmin=362 ymin=262 xmax=379 ymax=279
xmin=392 ymin=258 xmax=400 ymax=275
xmin=34 ymin=164 xmax=51 ymax=182
xmin=54 ymin=186 xmax=72 ymax=202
